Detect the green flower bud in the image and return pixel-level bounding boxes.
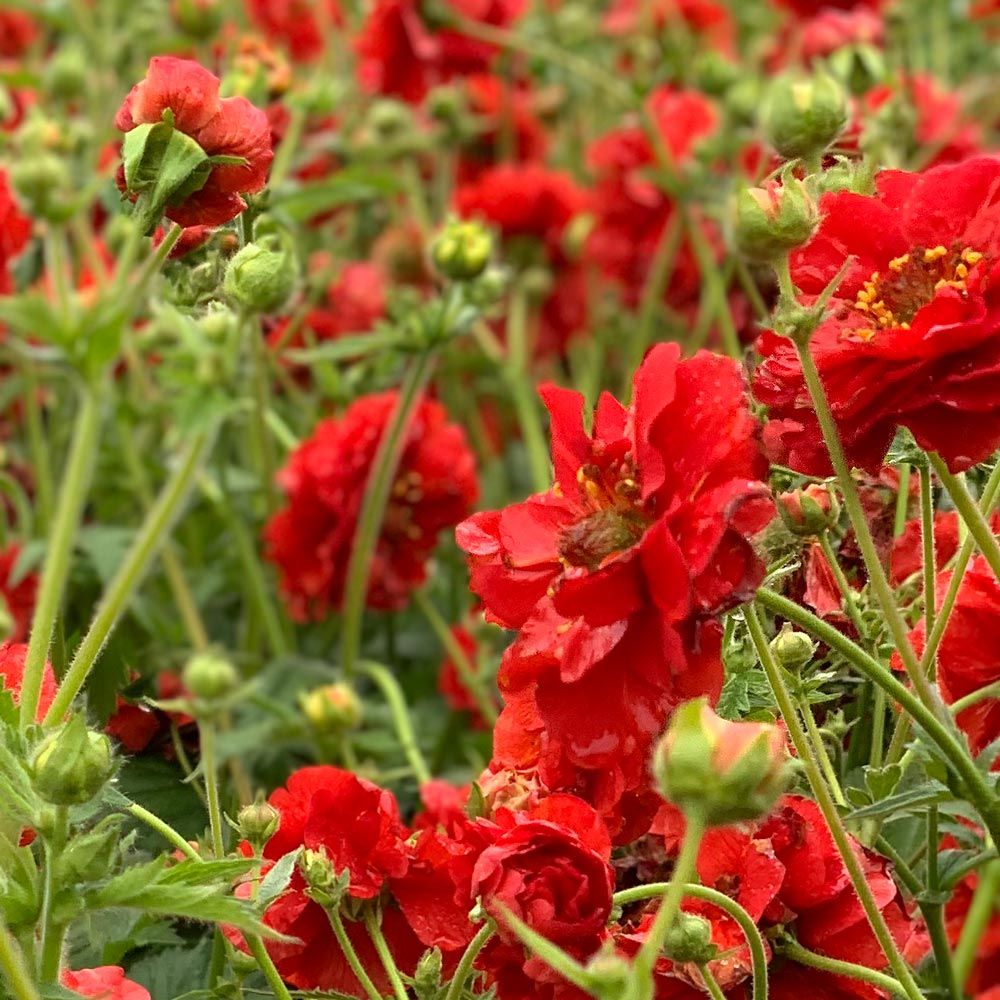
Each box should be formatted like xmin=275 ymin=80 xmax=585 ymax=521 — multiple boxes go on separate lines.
xmin=32 ymin=716 xmax=114 ymax=806
xmin=734 ymin=177 xmax=818 ymax=262
xmin=46 ymin=45 xmax=88 ymax=102
xmin=367 ymin=99 xmax=415 ymax=140
xmin=585 ymin=947 xmax=653 ymax=1000
xmin=426 ymin=86 xmax=466 ymax=127
xmin=413 ymin=947 xmax=443 ymax=999
xmin=300 ymin=683 xmax=364 ymax=735
xmin=182 ymin=651 xmax=240 ymax=703
xmin=9 ymin=153 xmax=71 ymax=222
xmin=237 ymin=794 xmax=281 ymax=850
xmin=224 ymin=239 xmax=298 ymax=314
xmin=776 ymin=483 xmax=839 ymax=536
xmin=171 ymin=0 xmax=225 ymax=38
xmin=431 ymin=220 xmax=493 ymax=281
xmin=662 ymin=913 xmax=717 ymax=964
xmin=769 ymin=625 xmax=816 ymax=672
xmin=198 ymin=305 xmax=239 ymax=343
xmin=764 ymin=73 xmax=847 ymax=162
xmin=299 ymin=847 xmax=350 ymax=910
xmin=725 ymin=78 xmax=762 ymax=127
xmin=694 ymin=51 xmax=741 ymax=96
xmin=653 ymin=698 xmax=790 ymax=826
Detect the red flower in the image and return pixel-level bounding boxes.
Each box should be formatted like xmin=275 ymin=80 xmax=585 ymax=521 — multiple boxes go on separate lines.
xmin=0 ymin=10 xmax=38 ymax=59
xmin=356 ymin=0 xmax=525 ymax=104
xmin=603 ymin=0 xmax=734 ymax=52
xmin=798 ymin=7 xmax=884 ymax=63
xmin=62 ymin=967 xmax=151 ymax=1000
xmin=245 ymin=0 xmax=343 ymax=60
xmin=266 ymin=392 xmax=478 ymax=618
xmin=0 ymin=641 xmax=57 ymax=722
xmin=437 ymin=624 xmax=497 ymax=725
xmin=0 ymin=170 xmax=32 ymax=296
xmin=0 ymin=544 xmax=37 ymax=643
xmin=471 ymin=795 xmax=613 ymax=999
xmin=586 ymin=88 xmax=717 ymax=308
xmin=460 ymin=343 xmax=770 ymax=835
xmin=754 ymin=157 xmax=1000 ymax=475
xmin=115 ymin=57 xmax=273 ymax=228
xmin=901 ymin=557 xmax=1000 ymax=756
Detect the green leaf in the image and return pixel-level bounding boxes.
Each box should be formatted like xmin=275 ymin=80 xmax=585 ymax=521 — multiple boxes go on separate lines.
xmin=271 ymin=171 xmax=404 ymax=222
xmin=257 ymin=849 xmax=300 ymax=909
xmin=846 ymin=782 xmax=951 ymax=821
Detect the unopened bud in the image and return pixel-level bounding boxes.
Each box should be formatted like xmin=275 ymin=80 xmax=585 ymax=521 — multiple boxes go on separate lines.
xmin=224 ymin=238 xmax=298 ymax=314
xmin=10 ymin=154 xmax=71 ymax=222
xmin=32 ymin=716 xmax=114 ymax=806
xmin=585 ymin=947 xmax=652 ymax=1000
xmin=776 ymin=483 xmax=839 ymax=536
xmin=414 ymin=947 xmax=443 ymax=999
xmin=171 ymin=0 xmax=224 ymax=38
xmin=299 ymin=847 xmax=350 ymax=910
xmin=46 ymin=45 xmax=88 ymax=101
xmin=735 ymin=177 xmax=818 ymax=262
xmin=300 ymin=683 xmax=363 ymax=734
xmin=764 ymin=73 xmax=847 ymax=162
xmin=769 ymin=625 xmax=815 ymax=671
xmin=367 ymin=99 xmax=414 ymax=140
xmin=653 ymin=698 xmax=790 ymax=826
xmin=182 ymin=651 xmax=239 ymax=703
xmin=662 ymin=912 xmax=716 ymax=964
xmin=431 ymin=220 xmax=493 ymax=281
xmin=238 ymin=794 xmax=280 ymax=849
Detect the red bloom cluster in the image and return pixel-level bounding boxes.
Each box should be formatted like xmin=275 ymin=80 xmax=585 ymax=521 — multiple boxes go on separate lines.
xmin=459 ymin=343 xmax=771 ymax=836
xmin=356 ymin=0 xmax=525 ymax=104
xmin=245 ymin=0 xmax=343 ymax=61
xmin=62 ymin=967 xmax=150 ymax=1000
xmin=0 ymin=641 xmax=57 ymax=722
xmin=629 ymin=795 xmax=913 ymax=1000
xmin=754 ymin=157 xmax=1000 ymax=475
xmin=0 ymin=170 xmax=31 ymax=296
xmin=115 ymin=57 xmax=273 ymax=227
xmin=266 ymin=392 xmax=478 ymax=618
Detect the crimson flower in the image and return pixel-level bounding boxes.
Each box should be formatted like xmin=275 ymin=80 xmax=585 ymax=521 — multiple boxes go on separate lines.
xmin=356 ymin=0 xmax=525 ymax=104
xmin=0 ymin=543 xmax=37 ymax=643
xmin=0 ymin=170 xmax=31 ymax=296
xmin=754 ymin=157 xmax=1000 ymax=475
xmin=115 ymin=57 xmax=272 ymax=227
xmin=603 ymin=0 xmax=734 ymax=52
xmin=62 ymin=967 xmax=151 ymax=1000
xmin=245 ymin=0 xmax=343 ymax=60
xmin=0 ymin=10 xmax=38 ymax=59
xmin=266 ymin=393 xmax=478 ymax=619
xmin=0 ymin=642 xmax=57 ymax=722
xmin=459 ymin=343 xmax=771 ymax=836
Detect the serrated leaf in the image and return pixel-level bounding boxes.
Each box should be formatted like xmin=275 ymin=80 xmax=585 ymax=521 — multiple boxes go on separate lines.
xmin=846 ymin=782 xmax=951 ymax=821
xmin=257 ymin=849 xmax=300 ymax=909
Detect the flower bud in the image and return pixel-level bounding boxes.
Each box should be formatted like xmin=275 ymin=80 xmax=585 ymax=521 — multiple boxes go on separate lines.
xmin=734 ymin=178 xmax=818 ymax=262
xmin=653 ymin=698 xmax=790 ymax=826
xmin=413 ymin=947 xmax=443 ymax=999
xmin=46 ymin=45 xmax=88 ymax=101
xmin=769 ymin=625 xmax=815 ymax=672
xmin=182 ymin=651 xmax=239 ymax=703
xmin=763 ymin=73 xmax=847 ymax=162
xmin=662 ymin=912 xmax=716 ymax=964
xmin=585 ymin=947 xmax=652 ymax=1000
xmin=776 ymin=482 xmax=839 ymax=536
xmin=171 ymin=0 xmax=224 ymax=38
xmin=237 ymin=794 xmax=281 ymax=850
xmin=431 ymin=220 xmax=493 ymax=281
xmin=299 ymin=847 xmax=350 ymax=910
xmin=9 ymin=153 xmax=71 ymax=222
xmin=367 ymin=99 xmax=415 ymax=140
xmin=301 ymin=683 xmax=364 ymax=735
xmin=32 ymin=716 xmax=114 ymax=806
xmin=224 ymin=238 xmax=298 ymax=314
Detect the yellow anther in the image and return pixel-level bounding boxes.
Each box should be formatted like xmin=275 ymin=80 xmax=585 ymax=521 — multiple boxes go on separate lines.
xmin=924 ymin=245 xmax=948 ymax=262
xmin=889 ymin=254 xmax=910 ymax=272
xmin=955 ymin=263 xmax=969 ymax=280
xmin=962 ymin=249 xmax=983 ymax=265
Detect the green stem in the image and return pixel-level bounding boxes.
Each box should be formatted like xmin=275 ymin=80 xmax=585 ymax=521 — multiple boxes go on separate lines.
xmin=953 ymin=858 xmax=1000 ymax=989
xmin=19 ymin=386 xmax=103 ymax=732
xmin=504 ymin=368 xmax=551 ymax=494
xmin=746 ymin=604 xmax=925 ymax=1000
xmin=919 ymin=466 xmax=936 ymax=644
xmin=817 ymin=532 xmax=869 ymax=645
xmin=893 ymin=464 xmax=911 ymax=538
xmin=360 ymin=660 xmax=431 ymax=784
xmin=699 ymin=963 xmax=727 ymax=1000
xmin=612 ymin=883 xmax=768 ymax=1000
xmin=43 ymin=430 xmax=214 ymax=726
xmin=444 ymin=923 xmax=493 ymax=1000
xmin=800 ymin=698 xmax=846 ymax=807
xmin=635 ymin=809 xmax=706 ymax=982
xmin=929 ymin=453 xmax=1000 ymax=582
xmin=340 ymin=352 xmax=435 ymax=678
xmin=38 ymin=807 xmax=69 ymax=982
xmin=245 ymin=314 xmax=279 ymax=515
xmin=200 ymin=718 xmax=226 ymax=858
xmin=21 ymin=363 xmax=53 ymax=534
xmin=127 ymin=802 xmax=201 ymax=861
xmin=684 ymin=205 xmax=740 ymax=359
xmin=775 ymin=939 xmax=907 ymax=996
xmin=756 ymin=587 xmax=1000 ymax=844
xmin=325 ymin=908 xmax=382 ymax=1000
xmin=246 ymin=934 xmax=295 ymax=1000
xmin=413 ymin=589 xmax=497 ymax=725
xmin=793 ymin=341 xmax=946 ymax=724
xmin=364 ymin=910 xmax=408 ymax=1000
xmin=0 ymin=923 xmax=41 ymax=1000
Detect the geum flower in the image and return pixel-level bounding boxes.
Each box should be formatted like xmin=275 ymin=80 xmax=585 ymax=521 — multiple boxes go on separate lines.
xmin=115 ymin=56 xmax=272 ymax=229
xmin=754 ymin=157 xmax=1000 ymax=476
xmin=458 ymin=343 xmax=772 ymax=837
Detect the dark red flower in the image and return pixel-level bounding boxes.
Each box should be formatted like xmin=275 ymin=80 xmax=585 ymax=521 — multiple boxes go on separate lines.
xmin=62 ymin=967 xmax=151 ymax=1000
xmin=603 ymin=0 xmax=734 ymax=52
xmin=0 ymin=544 xmax=37 ymax=643
xmin=356 ymin=0 xmax=525 ymax=104
xmin=797 ymin=7 xmax=883 ymax=62
xmin=245 ymin=0 xmax=343 ymax=60
xmin=266 ymin=392 xmax=478 ymax=618
xmin=0 ymin=10 xmax=38 ymax=59
xmin=115 ymin=57 xmax=273 ymax=228
xmin=902 ymin=556 xmax=1000 ymax=756
xmin=586 ymin=88 xmax=717 ymax=308
xmin=0 ymin=641 xmax=57 ymax=722
xmin=754 ymin=157 xmax=1000 ymax=475
xmin=0 ymin=170 xmax=31 ymax=296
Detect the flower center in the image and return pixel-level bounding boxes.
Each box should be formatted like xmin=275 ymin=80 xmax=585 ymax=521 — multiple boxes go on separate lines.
xmin=557 ymin=461 xmax=648 ymax=570
xmin=853 ymin=244 xmax=983 ymax=340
